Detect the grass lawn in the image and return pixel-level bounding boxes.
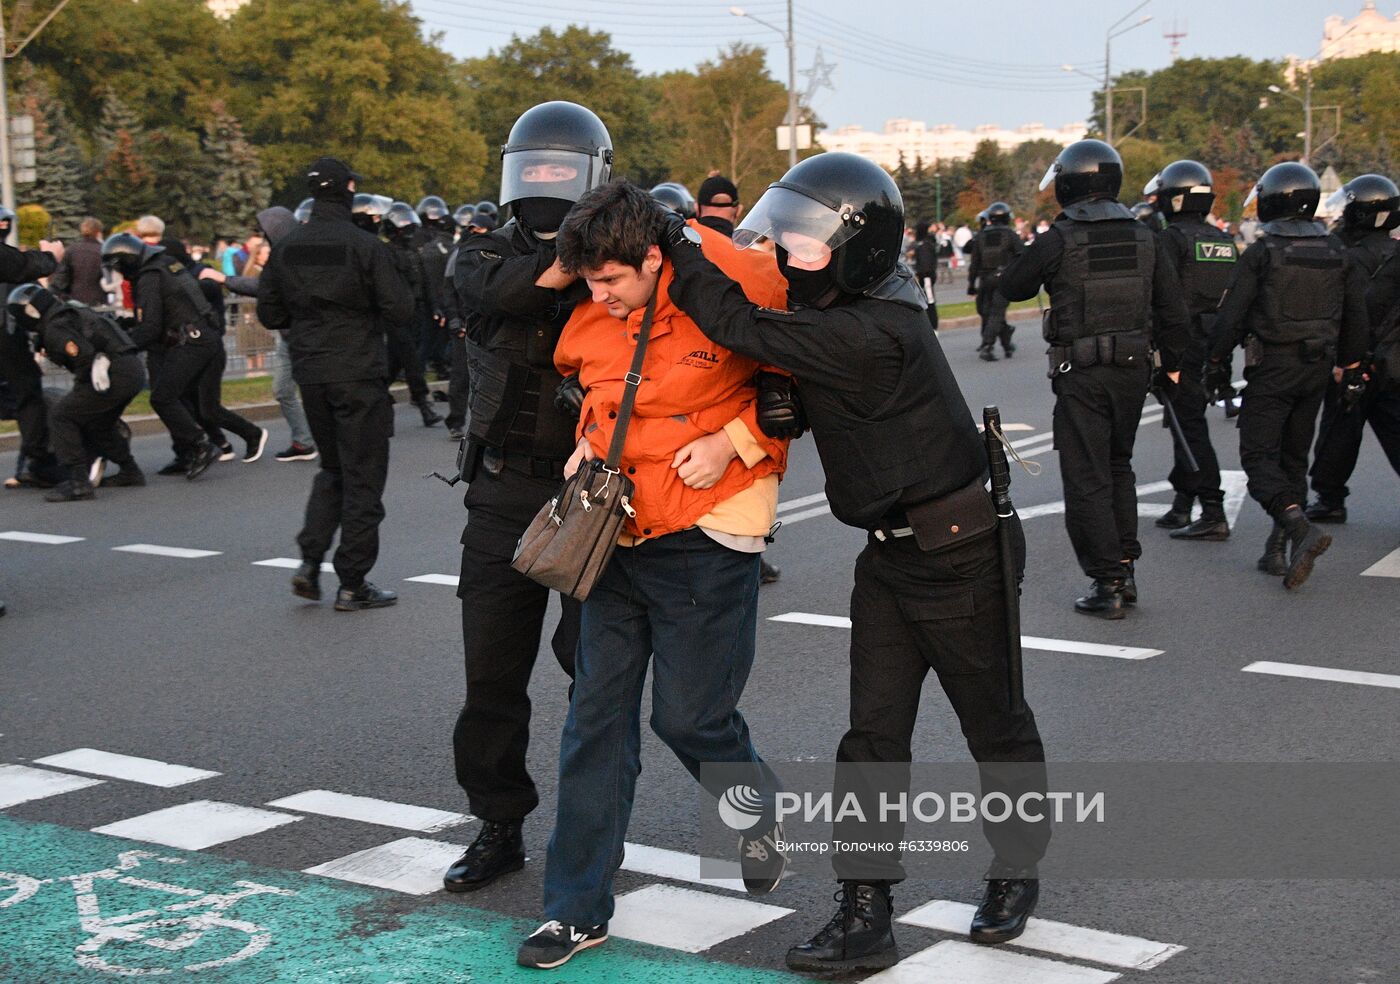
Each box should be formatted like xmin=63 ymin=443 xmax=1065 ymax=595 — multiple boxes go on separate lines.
xmin=936 ymin=296 xmax=1044 ymax=321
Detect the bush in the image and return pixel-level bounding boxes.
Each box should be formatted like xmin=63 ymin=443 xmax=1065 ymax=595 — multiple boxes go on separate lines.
xmin=17 ymin=203 xmax=51 ymax=247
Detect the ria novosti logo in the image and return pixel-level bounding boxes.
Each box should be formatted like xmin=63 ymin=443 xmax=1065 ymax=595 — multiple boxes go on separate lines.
xmin=717 ymin=784 xmax=765 ymax=831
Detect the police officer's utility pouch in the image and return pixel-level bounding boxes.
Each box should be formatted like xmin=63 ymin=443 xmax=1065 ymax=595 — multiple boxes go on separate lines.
xmin=511 ymin=292 xmax=656 ymax=602
xmin=904 ymin=476 xmax=998 ymax=553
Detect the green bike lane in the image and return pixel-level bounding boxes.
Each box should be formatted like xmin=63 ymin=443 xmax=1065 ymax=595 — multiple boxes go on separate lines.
xmin=0 ymin=817 xmax=803 ymax=983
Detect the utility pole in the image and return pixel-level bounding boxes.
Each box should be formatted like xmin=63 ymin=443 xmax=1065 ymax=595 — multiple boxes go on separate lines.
xmin=1304 ymin=70 xmax=1313 ymax=166
xmin=785 ymin=0 xmax=796 ymax=167
xmin=0 ymin=12 xmax=13 ymax=218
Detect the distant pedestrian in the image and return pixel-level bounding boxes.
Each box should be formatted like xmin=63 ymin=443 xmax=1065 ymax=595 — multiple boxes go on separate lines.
xmin=51 ymin=217 xmax=107 ymax=306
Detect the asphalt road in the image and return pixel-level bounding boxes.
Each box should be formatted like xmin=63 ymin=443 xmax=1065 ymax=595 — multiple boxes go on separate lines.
xmin=2 ymin=321 xmax=1398 ymax=983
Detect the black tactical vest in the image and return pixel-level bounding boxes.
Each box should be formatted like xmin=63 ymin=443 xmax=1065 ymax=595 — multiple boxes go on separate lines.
xmin=1164 ymin=217 xmax=1237 ymax=320
xmin=140 ymin=257 xmax=220 ymax=341
xmin=74 ymin=304 xmax=137 ymax=354
xmin=976 ymin=227 xmax=1017 ymax=277
xmin=1047 ymin=200 xmax=1155 ymax=344
xmin=1256 ymin=221 xmax=1346 ymax=347
xmin=800 ymin=300 xmax=985 ymax=528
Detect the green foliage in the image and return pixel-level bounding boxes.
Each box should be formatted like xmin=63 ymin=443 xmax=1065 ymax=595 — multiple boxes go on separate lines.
xmin=17 ymin=204 xmax=51 ymax=247
xmin=91 ymin=91 xmax=158 ymax=224
xmin=12 ymin=69 xmax=90 ymax=238
xmin=202 ymin=102 xmax=272 ymax=234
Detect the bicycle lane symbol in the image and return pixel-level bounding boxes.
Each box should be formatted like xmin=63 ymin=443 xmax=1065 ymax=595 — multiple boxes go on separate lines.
xmin=1 ymin=849 xmax=296 ymax=976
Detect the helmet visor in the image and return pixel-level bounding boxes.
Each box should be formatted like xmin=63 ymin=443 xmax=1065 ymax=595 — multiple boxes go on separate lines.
xmin=1243 ymin=184 xmax=1260 ymax=213
xmin=1143 ymin=172 xmax=1162 ymax=198
xmin=1038 ymin=161 xmax=1061 ymax=192
xmin=500 ymin=149 xmax=598 ymax=205
xmin=733 ymin=186 xmax=860 ymax=263
xmin=1322 ymin=188 xmax=1348 ymax=216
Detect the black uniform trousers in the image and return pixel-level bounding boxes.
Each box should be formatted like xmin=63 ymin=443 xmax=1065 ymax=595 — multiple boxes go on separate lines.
xmin=833 ymin=525 xmax=1048 ymax=882
xmin=1239 ymin=352 xmax=1331 ymax=519
xmin=148 ymin=342 xmax=222 ymax=455
xmin=977 ymin=285 xmax=1013 ymax=350
xmin=1309 ymin=380 xmax=1400 ymax=506
xmin=297 ymin=379 xmax=393 ymax=586
xmin=453 ymin=461 xmax=580 ymax=822
xmin=196 ymin=346 xmax=262 ymax=449
xmin=1165 ymin=333 xmax=1223 ymax=500
xmin=0 ymin=329 xmax=54 ymax=464
xmin=49 ymin=357 xmax=145 ymax=471
xmin=1053 ymin=364 xmax=1150 ymax=580
xmin=446 ymin=332 xmax=470 ymax=431
xmin=385 ymin=320 xmax=430 ymax=404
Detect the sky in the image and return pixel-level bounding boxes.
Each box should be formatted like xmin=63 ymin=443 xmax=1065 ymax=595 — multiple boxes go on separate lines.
xmin=408 ymin=0 xmax=1357 ymax=132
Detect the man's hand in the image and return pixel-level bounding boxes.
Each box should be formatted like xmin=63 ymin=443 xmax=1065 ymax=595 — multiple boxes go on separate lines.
xmin=672 ymin=430 xmax=738 ymax=489
xmin=756 ymin=371 xmax=806 ymax=439
xmin=657 ymin=209 xmax=701 ymax=258
xmin=966 ymin=284 xmax=977 ymax=296
xmin=199 ymin=268 xmax=227 ymax=284
xmin=40 ymin=239 xmax=64 ymax=262
xmin=1203 ymin=359 xmax=1232 ymax=403
xmin=535 ymin=257 xmax=577 ymax=290
xmin=564 ymin=436 xmax=595 ymax=479
xmin=555 ymin=374 xmax=586 ymax=416
xmin=91 ymin=353 xmax=111 ymax=392
xmin=1338 ymin=364 xmax=1368 ymax=410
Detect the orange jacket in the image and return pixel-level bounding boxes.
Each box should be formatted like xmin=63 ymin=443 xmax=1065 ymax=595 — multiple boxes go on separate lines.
xmin=555 ymin=221 xmax=790 ymax=539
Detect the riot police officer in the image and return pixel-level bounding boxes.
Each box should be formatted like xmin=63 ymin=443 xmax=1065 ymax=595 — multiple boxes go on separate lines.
xmin=442 ymin=205 xmax=497 ymax=439
xmin=443 ymin=101 xmax=604 ymax=893
xmin=257 ymin=156 xmax=413 ymax=611
xmin=967 ymin=201 xmax=1022 ymax=360
xmin=1143 ymin=160 xmax=1237 ymax=540
xmin=7 ymin=284 xmax=146 ymax=500
xmin=649 ymin=181 xmax=697 ymax=219
xmin=1206 ymin=162 xmax=1369 ymax=587
xmin=1000 ymin=139 xmax=1191 ymax=617
xmin=1306 ymin=173 xmax=1400 ymax=521
xmin=1131 ymin=200 xmax=1164 ymax=229
xmin=664 ymin=152 xmax=1049 ymax=971
xmin=0 ymin=209 xmax=64 ymax=487
xmin=416 ymin=196 xmax=456 ymax=376
xmin=382 ymin=201 xmax=444 ymax=427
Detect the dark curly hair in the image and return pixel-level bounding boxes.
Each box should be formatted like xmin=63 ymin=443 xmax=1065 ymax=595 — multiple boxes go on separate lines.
xmin=556 ymin=181 xmax=667 ymax=274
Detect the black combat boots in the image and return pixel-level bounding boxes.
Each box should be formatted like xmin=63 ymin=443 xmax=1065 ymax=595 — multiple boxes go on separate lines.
xmin=1171 ymin=494 xmax=1230 ymax=541
xmin=1304 ymin=499 xmax=1347 ymax=524
xmin=1257 ymin=524 xmax=1288 ymax=576
xmin=291 ymin=561 xmax=322 ymax=600
xmin=1074 ymin=578 xmax=1127 ymax=619
xmin=786 ymin=881 xmax=899 ymax=973
xmin=1154 ymin=493 xmax=1193 ymax=529
xmin=970 ymin=878 xmax=1040 ymax=944
xmin=416 ymin=398 xmax=444 ymax=427
xmin=1280 ymin=505 xmax=1331 ymax=590
xmin=977 ymin=343 xmax=998 ymax=362
xmin=43 ymin=476 xmax=95 ymax=502
xmin=444 ymin=820 xmax=526 ymax=892
xmin=1119 ymin=561 xmax=1137 ymax=604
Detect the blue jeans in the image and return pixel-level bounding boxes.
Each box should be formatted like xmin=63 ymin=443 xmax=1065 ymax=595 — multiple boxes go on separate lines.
xmin=273 ymin=334 xmax=314 ymax=448
xmin=543 ymin=528 xmax=771 ymax=926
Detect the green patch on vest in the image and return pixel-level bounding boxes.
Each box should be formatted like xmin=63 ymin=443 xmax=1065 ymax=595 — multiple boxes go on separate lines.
xmin=1195 ymin=241 xmax=1238 ymax=263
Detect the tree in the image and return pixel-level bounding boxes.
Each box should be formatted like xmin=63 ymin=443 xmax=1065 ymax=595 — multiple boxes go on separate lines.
xmin=13 ymin=71 xmax=90 ymax=238
xmin=91 ymin=91 xmax=157 ymax=224
xmin=957 ymin=140 xmax=1013 ymax=220
xmin=202 ymin=102 xmax=271 ymax=234
xmin=1113 ymin=137 xmax=1176 ymax=209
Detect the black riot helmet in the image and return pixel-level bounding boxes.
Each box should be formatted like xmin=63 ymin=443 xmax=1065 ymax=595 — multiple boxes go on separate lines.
xmin=453 ymin=204 xmax=476 ymax=230
xmin=5 ymin=283 xmax=56 ymax=335
xmin=1143 ymin=159 xmax=1215 ymax=216
xmin=985 ymin=201 xmax=1012 ymax=226
xmin=735 ymin=151 xmax=905 ymax=295
xmin=0 ymin=206 xmax=15 ymax=238
xmin=976 ymin=208 xmax=989 ymax=229
xmin=1244 ymin=161 xmax=1321 ymax=223
xmin=1324 ymin=173 xmax=1400 ymax=232
xmin=1039 ymin=139 xmax=1123 ymax=207
xmin=351 ymin=193 xmax=393 ymax=233
xmin=650 ymin=182 xmax=697 ymax=219
xmin=500 ymin=102 xmax=612 ymax=234
xmin=382 ymin=201 xmax=421 ymax=241
xmin=293 ymin=198 xmax=314 ymax=223
xmin=475 ymin=200 xmax=499 ymax=221
xmin=416 ymin=195 xmax=450 ymax=223
xmin=101 ymin=232 xmax=161 ymax=279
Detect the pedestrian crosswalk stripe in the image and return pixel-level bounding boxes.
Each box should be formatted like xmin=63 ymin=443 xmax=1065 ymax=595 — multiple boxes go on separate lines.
xmin=34 ymin=748 xmax=220 ymax=788
xmin=302 ymin=836 xmax=470 ymax=895
xmin=112 ymin=543 xmax=223 ymax=559
xmin=867 ymin=940 xmax=1121 ymax=983
xmin=253 ymin=557 xmax=334 ymax=573
xmin=92 ymin=801 xmax=301 ymax=850
xmin=1241 ymin=661 xmax=1400 ymax=691
xmin=777 ymin=491 xmax=829 ymax=513
xmin=0 ymin=531 xmax=85 ymax=544
xmin=1361 ymin=547 xmax=1400 ymax=578
xmin=609 ymin=884 xmax=793 ymax=954
xmin=898 ymin=900 xmax=1185 ymax=970
xmin=266 ymin=790 xmax=471 ymax=832
xmin=619 ymin=841 xmax=747 ymax=893
xmin=0 ymin=764 xmax=103 ymax=808
xmin=770 ymin=614 xmax=1163 ymax=659
xmin=404 ymin=573 xmax=459 ymax=586
xmin=775 ymin=504 xmax=832 ymax=526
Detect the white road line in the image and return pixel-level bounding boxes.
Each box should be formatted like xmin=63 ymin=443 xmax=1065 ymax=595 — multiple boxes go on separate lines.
xmin=769 ymin=614 xmax=1162 ymax=659
xmin=112 ymin=543 xmax=222 ymax=559
xmin=619 ymin=841 xmax=747 ymax=893
xmin=1011 ymin=433 xmax=1055 ymax=450
xmin=1242 ymin=661 xmax=1400 ymax=691
xmin=266 ymin=790 xmax=471 ymax=832
xmin=404 ymin=574 xmax=459 ymax=586
xmin=899 ymin=900 xmax=1185 ymax=970
xmin=93 ymin=801 xmax=300 ymax=850
xmin=1137 ymin=471 xmax=1250 ymax=526
xmin=1361 ymin=547 xmax=1400 ymax=578
xmin=609 ymin=884 xmax=793 ymax=953
xmin=776 ymin=504 xmax=833 ymax=526
xmin=777 ymin=491 xmax=830 ymax=513
xmin=33 ymin=748 xmax=219 ymax=788
xmin=1019 ymin=480 xmax=1174 ymax=522
xmin=0 ymin=531 xmax=85 ymax=544
xmin=978 ymin=423 xmax=1035 ymax=433
xmin=0 ymin=764 xmax=103 ymax=808
xmin=303 ymin=836 xmax=469 ymax=895
xmin=252 ymin=558 xmax=335 ymax=573
xmin=867 ymin=940 xmax=1120 ymax=984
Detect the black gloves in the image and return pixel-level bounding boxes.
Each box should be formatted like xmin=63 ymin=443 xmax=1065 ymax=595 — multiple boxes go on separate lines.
xmin=555 ymin=374 xmax=585 ymax=417
xmin=1204 ymin=358 xmax=1233 ymax=407
xmin=1339 ymin=365 xmax=1368 ymax=410
xmin=756 ymin=371 xmax=807 ymax=440
xmin=657 ymin=208 xmax=702 ymax=258
xmin=1151 ymin=365 xmax=1176 ymax=397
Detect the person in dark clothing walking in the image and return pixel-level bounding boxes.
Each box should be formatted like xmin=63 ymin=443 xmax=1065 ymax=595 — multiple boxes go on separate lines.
xmin=257 ymin=156 xmax=413 ymax=611
xmin=1204 ymin=162 xmax=1369 ymax=588
xmin=417 ymin=196 xmax=456 ymax=375
xmin=0 ymin=218 xmax=65 ymax=487
xmin=1142 ymin=160 xmax=1237 ymax=541
xmin=50 ymin=217 xmax=107 ymax=306
xmin=441 ymin=205 xmax=496 ymax=440
xmin=967 ymin=201 xmax=1022 ymax=360
xmin=999 ymin=140 xmax=1191 ymax=618
xmin=1305 ymin=173 xmax=1400 ymax=522
xmin=912 ymin=222 xmax=942 ymax=333
xmin=382 ymin=202 xmax=444 ymax=427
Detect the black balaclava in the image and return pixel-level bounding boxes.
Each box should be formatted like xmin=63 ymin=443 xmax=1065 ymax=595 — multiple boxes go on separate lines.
xmin=777 ymin=247 xmax=838 ymax=308
xmin=516 ymin=198 xmax=573 ymax=235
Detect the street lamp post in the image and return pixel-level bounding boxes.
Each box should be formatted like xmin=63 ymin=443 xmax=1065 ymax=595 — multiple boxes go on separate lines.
xmin=0 ymin=0 xmax=74 ymax=231
xmin=1066 ymin=2 xmax=1152 ymax=145
xmin=731 ymin=2 xmax=797 ymax=167
xmin=1268 ymin=78 xmax=1321 ymax=166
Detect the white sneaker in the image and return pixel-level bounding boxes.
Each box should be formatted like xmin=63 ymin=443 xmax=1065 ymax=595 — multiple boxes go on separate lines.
xmin=243 ymin=428 xmax=269 ymax=463
xmin=88 ymin=457 xmax=105 ymax=487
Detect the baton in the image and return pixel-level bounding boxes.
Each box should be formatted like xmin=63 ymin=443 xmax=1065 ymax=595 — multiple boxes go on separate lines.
xmin=983 ymin=405 xmax=1025 ymax=715
xmin=1154 ymin=385 xmax=1200 ymax=473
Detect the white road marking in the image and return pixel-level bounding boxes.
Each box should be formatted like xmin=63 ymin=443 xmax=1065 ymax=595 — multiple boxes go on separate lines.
xmin=618 ymin=841 xmax=747 ymax=893
xmin=1136 ymin=471 xmax=1250 ymax=526
xmin=112 ymin=543 xmax=222 ymax=559
xmin=403 ymin=574 xmax=459 ymax=586
xmin=1019 ymin=480 xmax=1174 ymax=521
xmin=92 ymin=801 xmax=300 ymax=850
xmin=867 ymin=940 xmax=1120 ymax=984
xmin=252 ymin=558 xmax=334 ymax=573
xmin=265 ymin=790 xmax=471 ymax=832
xmin=0 ymin=531 xmax=85 ymax=544
xmin=302 ymin=836 xmax=469 ymax=895
xmin=33 ymin=748 xmax=219 ymax=788
xmin=977 ymin=422 xmax=1035 ymax=432
xmin=770 ymin=614 xmax=1162 ymax=659
xmin=1361 ymin=547 xmax=1400 ymax=578
xmin=777 ymin=492 xmax=829 ymax=513
xmin=0 ymin=764 xmax=103 ymax=808
xmin=899 ymin=900 xmax=1185 ymax=970
xmin=609 ymin=884 xmax=793 ymax=953
xmin=776 ymin=504 xmax=833 ymax=526
xmin=1242 ymin=661 xmax=1400 ymax=691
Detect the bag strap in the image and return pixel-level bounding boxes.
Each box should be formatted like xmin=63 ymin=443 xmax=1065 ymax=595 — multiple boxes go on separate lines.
xmin=602 ymin=290 xmax=656 ymax=473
